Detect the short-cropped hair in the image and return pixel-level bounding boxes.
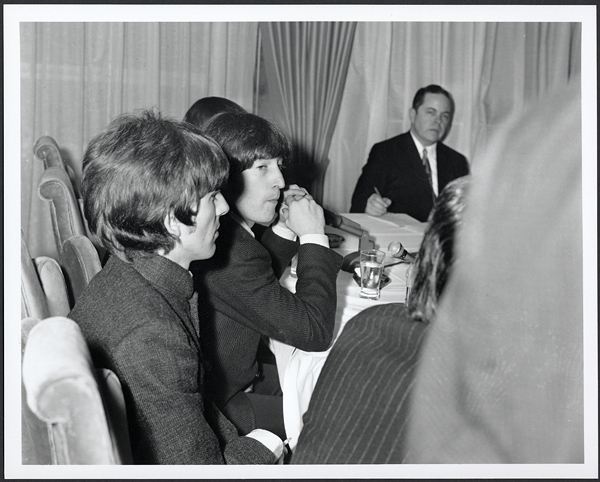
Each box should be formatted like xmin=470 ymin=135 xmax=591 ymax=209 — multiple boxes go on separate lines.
xmin=407 ymin=176 xmax=469 ymax=323
xmin=412 ymin=84 xmax=455 ymax=117
xmin=82 ymin=109 xmax=229 ymax=260
xmin=183 ymin=96 xmax=246 ymax=131
xmin=203 ymin=112 xmax=292 ymax=175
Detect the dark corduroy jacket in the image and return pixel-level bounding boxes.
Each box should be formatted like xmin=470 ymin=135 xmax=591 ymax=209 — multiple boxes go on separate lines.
xmin=292 ymin=303 xmax=428 ymax=464
xmin=69 ymin=254 xmax=276 ymax=465
xmin=191 ymin=214 xmax=343 ymax=428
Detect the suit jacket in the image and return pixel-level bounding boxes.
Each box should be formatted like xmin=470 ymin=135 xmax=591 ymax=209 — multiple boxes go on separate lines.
xmin=292 ymin=303 xmax=428 ymax=464
xmin=350 ymin=132 xmax=469 ymax=221
xmin=69 ymin=254 xmax=276 ymax=465
xmin=191 ymin=214 xmax=343 ymax=426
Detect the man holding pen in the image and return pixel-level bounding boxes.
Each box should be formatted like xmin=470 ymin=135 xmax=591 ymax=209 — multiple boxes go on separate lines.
xmin=350 ymin=84 xmax=469 ymax=222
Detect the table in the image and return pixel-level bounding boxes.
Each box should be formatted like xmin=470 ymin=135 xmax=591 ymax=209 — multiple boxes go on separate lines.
xmin=269 ymin=213 xmax=426 ymax=449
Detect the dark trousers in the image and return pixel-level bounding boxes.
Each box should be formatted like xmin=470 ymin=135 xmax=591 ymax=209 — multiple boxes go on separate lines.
xmin=248 ymin=363 xmax=286 ymax=439
xmin=221 ymin=362 xmax=286 ymax=440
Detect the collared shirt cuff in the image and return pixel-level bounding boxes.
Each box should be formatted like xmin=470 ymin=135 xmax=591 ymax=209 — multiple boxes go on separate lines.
xmin=271 ymin=223 xmax=297 ymax=241
xmin=299 ymin=233 xmax=329 ymax=248
xmin=245 ymin=429 xmax=284 ymax=459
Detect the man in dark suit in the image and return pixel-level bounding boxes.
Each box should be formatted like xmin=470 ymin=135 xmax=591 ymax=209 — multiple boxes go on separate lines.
xmin=350 ymin=84 xmax=469 ymax=222
xmin=191 ymin=112 xmax=342 ymax=441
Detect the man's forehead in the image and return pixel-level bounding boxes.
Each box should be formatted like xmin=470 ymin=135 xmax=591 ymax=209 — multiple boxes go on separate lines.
xmin=421 ymin=93 xmax=451 ymax=111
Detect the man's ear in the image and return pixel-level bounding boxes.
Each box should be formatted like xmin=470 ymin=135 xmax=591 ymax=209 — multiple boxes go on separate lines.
xmin=409 ymin=107 xmax=416 ymax=124
xmin=164 ymin=212 xmax=182 ymax=238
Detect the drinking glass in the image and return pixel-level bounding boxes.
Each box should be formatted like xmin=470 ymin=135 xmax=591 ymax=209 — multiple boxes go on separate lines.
xmin=359 ymin=249 xmax=385 ymax=300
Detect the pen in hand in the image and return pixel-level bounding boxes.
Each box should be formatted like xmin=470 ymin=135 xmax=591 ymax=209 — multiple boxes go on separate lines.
xmin=372 ymin=186 xmax=392 ymax=212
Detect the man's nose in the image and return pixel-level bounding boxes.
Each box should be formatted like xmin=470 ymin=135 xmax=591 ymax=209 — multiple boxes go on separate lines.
xmin=273 ymin=170 xmax=285 ymax=189
xmin=216 ymin=193 xmax=229 ymax=216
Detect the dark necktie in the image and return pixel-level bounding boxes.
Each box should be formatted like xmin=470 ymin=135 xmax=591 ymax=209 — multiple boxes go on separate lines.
xmin=422 ymin=148 xmax=435 ymax=200
xmin=422 ymin=148 xmax=433 ymax=188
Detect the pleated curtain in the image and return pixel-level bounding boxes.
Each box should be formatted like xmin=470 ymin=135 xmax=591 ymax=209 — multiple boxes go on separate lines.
xmin=259 ymin=22 xmax=357 ymax=204
xmin=21 ymin=22 xmax=259 ymax=258
xmin=20 ymin=21 xmax=581 ymax=257
xmin=322 ymin=22 xmax=581 ymax=212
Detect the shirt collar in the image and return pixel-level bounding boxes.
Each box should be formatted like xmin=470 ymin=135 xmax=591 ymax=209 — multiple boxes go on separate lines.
xmin=229 ymin=211 xmax=255 ymax=238
xmin=410 ymin=131 xmax=436 ymax=159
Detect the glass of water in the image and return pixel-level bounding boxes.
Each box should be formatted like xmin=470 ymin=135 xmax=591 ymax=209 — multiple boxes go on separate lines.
xmin=359 ymin=249 xmax=385 ymax=300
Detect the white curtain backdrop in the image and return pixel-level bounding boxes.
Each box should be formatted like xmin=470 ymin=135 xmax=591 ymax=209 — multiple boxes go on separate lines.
xmin=322 ymin=22 xmax=581 ymax=213
xmin=21 ymin=22 xmax=259 ymax=258
xmin=259 ymin=22 xmax=356 ymax=204
xmin=20 ymin=21 xmax=581 ymax=256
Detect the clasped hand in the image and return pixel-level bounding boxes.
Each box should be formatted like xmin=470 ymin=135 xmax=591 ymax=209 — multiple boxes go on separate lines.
xmin=275 ymin=184 xmax=325 ymax=237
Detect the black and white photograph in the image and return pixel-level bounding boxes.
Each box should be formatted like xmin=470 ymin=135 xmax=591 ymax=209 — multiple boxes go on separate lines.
xmin=4 ymin=3 xmax=597 ymax=479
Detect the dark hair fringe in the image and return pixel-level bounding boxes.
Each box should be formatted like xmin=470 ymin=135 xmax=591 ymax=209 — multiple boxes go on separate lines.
xmin=82 ymin=109 xmax=229 ymax=259
xmin=203 ymin=112 xmax=292 ymax=175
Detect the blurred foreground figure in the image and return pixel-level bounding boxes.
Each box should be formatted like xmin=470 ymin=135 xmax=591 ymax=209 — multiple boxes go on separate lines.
xmin=405 ymin=81 xmax=583 ymax=463
xmin=292 ymin=176 xmax=469 ymax=464
xmin=184 ymin=96 xmax=246 ymax=130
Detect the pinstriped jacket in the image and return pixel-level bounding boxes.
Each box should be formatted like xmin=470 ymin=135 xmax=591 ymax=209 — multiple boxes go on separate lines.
xmin=292 ymin=303 xmax=428 ymax=464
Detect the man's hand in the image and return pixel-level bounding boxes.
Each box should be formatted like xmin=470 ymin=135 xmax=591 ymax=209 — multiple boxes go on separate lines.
xmin=365 ymin=192 xmax=392 ymax=216
xmin=274 ymin=184 xmax=313 ymax=229
xmin=286 ymin=196 xmax=325 ymax=237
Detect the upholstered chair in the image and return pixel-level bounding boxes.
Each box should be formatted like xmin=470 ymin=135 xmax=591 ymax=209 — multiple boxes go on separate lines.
xmin=34 ymin=135 xmax=79 ymax=195
xmin=60 ymin=235 xmax=102 ymax=306
xmin=37 ymin=167 xmax=87 ymax=261
xmin=21 ymin=231 xmax=70 ymax=319
xmin=36 ymin=168 xmax=103 ymax=305
xmin=21 ymin=316 xmax=132 ymax=464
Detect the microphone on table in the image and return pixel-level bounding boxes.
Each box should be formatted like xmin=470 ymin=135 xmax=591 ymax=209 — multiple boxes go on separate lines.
xmin=323 ymin=209 xmax=367 ymax=238
xmin=323 ymin=210 xmax=375 ymax=272
xmin=387 ymin=241 xmax=416 ymax=264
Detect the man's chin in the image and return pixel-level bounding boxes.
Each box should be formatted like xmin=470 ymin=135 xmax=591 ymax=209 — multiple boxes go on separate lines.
xmin=259 ymin=210 xmax=278 ymax=226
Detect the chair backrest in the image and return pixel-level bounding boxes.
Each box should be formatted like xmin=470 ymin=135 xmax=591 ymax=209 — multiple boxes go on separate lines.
xmin=60 ymin=235 xmax=103 ymax=307
xmin=22 ymin=316 xmax=132 ymax=465
xmin=37 ymin=167 xmax=104 ymax=305
xmin=34 ymin=135 xmax=67 ymax=170
xmin=37 ymin=166 xmax=87 ymax=260
xmin=21 ymin=232 xmax=70 ymax=319
xmin=21 ymin=317 xmax=53 ymax=465
xmin=34 ymin=135 xmax=81 ymax=195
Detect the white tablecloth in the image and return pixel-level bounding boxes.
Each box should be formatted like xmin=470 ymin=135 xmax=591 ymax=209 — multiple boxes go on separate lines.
xmin=269 ymin=213 xmax=426 ymax=449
